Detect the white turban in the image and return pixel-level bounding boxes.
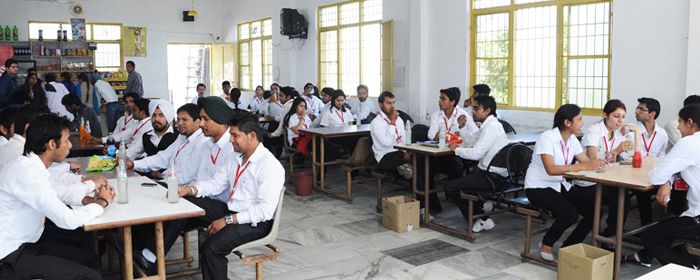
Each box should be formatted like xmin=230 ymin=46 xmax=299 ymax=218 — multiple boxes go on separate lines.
xmin=148 ymin=100 xmax=176 ymax=124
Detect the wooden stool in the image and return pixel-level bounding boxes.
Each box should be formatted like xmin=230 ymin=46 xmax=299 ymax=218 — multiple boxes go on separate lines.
xmin=512 ymin=196 xmax=555 ymax=268
xmin=233 ymin=245 xmax=280 ymax=280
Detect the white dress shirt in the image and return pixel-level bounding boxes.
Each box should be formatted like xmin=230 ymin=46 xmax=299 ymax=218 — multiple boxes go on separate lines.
xmin=664 ymin=118 xmax=682 ymax=149
xmin=249 ymin=97 xmax=266 ymax=114
xmin=370 ymin=112 xmax=405 ymax=162
xmin=0 ymin=136 xmax=7 ymax=148
xmin=312 ymin=103 xmax=331 ymax=128
xmin=94 ymin=80 xmax=118 ymax=103
xmin=525 ymin=128 xmax=584 ymax=192
xmin=319 ymin=107 xmax=355 ymax=127
xmin=349 ymin=98 xmax=379 ymax=121
xmin=133 ymin=129 xmax=207 ymax=185
xmin=0 ymin=154 xmax=104 ymax=260
xmin=635 ymin=122 xmax=668 ymax=157
xmin=0 ymin=134 xmax=25 ymax=170
xmin=649 ymin=131 xmax=700 ymax=217
xmin=49 ymin=172 xmax=96 ymax=206
xmin=45 ymin=85 xmax=74 ymax=122
xmin=454 ymin=115 xmax=509 ymax=177
xmin=104 ymin=114 xmax=138 ymax=143
xmin=125 ymin=118 xmax=154 ymax=160
xmin=427 ymin=107 xmax=479 ymax=140
xmin=267 ymin=99 xmax=285 ymax=118
xmin=195 ymin=131 xmax=237 ymax=202
xmin=576 ymin=121 xmax=624 ymax=187
xmin=302 ymin=94 xmax=324 ymax=118
xmin=194 ymin=143 xmax=284 ymax=225
xmin=270 ymin=99 xmax=295 ymax=137
xmin=287 ymin=114 xmax=312 ymax=146
xmin=190 ymin=95 xmax=204 ymax=105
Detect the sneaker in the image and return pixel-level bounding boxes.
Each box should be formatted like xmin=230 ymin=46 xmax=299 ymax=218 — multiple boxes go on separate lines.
xmin=397 ymin=164 xmax=413 ymax=180
xmin=623 ymin=253 xmax=652 ymax=268
xmin=539 ymin=242 xmax=555 ymax=262
xmin=420 ymin=208 xmax=434 ymax=220
xmin=472 ymin=218 xmax=496 ymax=233
xmin=482 ymin=200 xmax=494 ymax=213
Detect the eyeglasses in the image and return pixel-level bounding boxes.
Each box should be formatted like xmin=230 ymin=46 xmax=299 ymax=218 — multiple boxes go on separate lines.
xmin=635 ymin=107 xmax=649 ymax=112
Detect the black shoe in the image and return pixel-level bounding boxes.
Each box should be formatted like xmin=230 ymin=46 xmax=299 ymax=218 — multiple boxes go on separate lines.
xmin=132 ymin=250 xmax=157 ymax=276
xmin=622 ymin=253 xmax=652 ymax=268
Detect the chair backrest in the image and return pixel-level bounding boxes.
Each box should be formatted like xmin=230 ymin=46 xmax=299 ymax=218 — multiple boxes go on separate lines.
xmin=397 ymin=110 xmax=414 ymax=124
xmin=498 ymin=118 xmax=516 ymax=134
xmin=487 ymin=143 xmax=513 ymax=171
xmin=411 ymin=124 xmax=430 ymax=142
xmin=505 ymin=143 xmax=533 ymax=184
xmin=348 ymin=136 xmax=376 ymax=166
xmin=231 ymin=187 xmax=286 ymax=253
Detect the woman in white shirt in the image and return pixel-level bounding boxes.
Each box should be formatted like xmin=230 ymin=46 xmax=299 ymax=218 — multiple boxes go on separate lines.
xmin=318 ymin=90 xmax=357 ymax=160
xmin=283 ymin=97 xmax=312 ymax=156
xmin=524 ymin=104 xmax=605 ymax=261
xmin=625 ymin=104 xmax=700 ymax=268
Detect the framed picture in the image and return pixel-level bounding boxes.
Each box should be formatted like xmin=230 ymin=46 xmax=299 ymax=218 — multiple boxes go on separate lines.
xmin=71 ymin=18 xmax=86 ymax=42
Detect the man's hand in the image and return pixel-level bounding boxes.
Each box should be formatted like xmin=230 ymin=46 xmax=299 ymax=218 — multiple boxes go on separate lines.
xmin=402 ymin=151 xmax=412 ymax=161
xmin=84 ymin=176 xmax=108 ymax=188
xmin=207 ymin=217 xmax=228 ymax=235
xmin=457 ymin=115 xmax=467 ymax=129
xmin=69 ymin=162 xmax=81 ymax=172
xmin=177 ymin=186 xmax=196 ymax=197
xmin=656 ymin=183 xmax=672 ymax=207
xmin=389 ymin=110 xmax=399 ymax=123
xmin=95 ymin=185 xmax=115 ymax=205
xmin=116 ymin=158 xmax=135 ymax=170
xmin=448 ymin=142 xmax=459 ymax=151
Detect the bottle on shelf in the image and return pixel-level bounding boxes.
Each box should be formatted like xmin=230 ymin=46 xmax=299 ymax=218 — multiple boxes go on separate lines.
xmin=12 ymin=25 xmax=18 ymax=41
xmin=4 ymin=26 xmax=10 ymax=41
xmin=166 ymin=160 xmax=179 ymax=203
xmin=38 ymin=29 xmax=43 ymax=41
xmin=56 ymin=30 xmax=62 ymax=41
xmin=117 ymin=141 xmax=129 ymax=204
xmin=62 ymin=30 xmax=67 ymax=42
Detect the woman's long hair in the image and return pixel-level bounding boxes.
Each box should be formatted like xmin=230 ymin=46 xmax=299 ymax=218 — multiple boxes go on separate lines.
xmin=283 ymin=97 xmax=308 ymax=130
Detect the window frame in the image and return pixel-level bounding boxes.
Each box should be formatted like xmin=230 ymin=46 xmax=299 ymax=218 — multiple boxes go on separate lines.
xmin=237 ymin=17 xmax=273 ymax=91
xmin=469 ymin=0 xmax=612 ymax=115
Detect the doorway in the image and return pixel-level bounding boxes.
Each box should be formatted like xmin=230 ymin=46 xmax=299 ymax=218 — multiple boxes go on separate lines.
xmin=167 ymin=44 xmax=210 ymax=109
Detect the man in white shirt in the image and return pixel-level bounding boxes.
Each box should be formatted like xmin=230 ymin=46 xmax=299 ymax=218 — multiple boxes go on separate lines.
xmin=0 ymin=114 xmax=114 ymax=279
xmin=127 ymin=100 xmax=178 ymax=175
xmin=664 ymin=95 xmax=700 ymax=149
xmin=445 ymin=95 xmax=508 ymax=232
xmin=125 ymin=99 xmax=153 ymax=160
xmin=93 ymin=74 xmax=121 ymax=132
xmin=126 ymin=103 xmax=207 ymax=185
xmin=349 ymin=84 xmax=379 ymax=124
xmin=302 ymin=83 xmax=324 ymax=121
xmin=0 ymin=106 xmax=17 ymax=148
xmin=190 ymin=83 xmax=207 ymax=105
xmin=103 ymin=92 xmax=140 ymax=143
xmin=0 ymin=106 xmax=42 ymax=169
xmin=44 ymin=73 xmax=74 ymax=122
xmin=218 ymin=80 xmax=232 ymax=104
xmin=370 ymin=91 xmax=412 ymax=179
xmin=463 ymin=84 xmax=491 ymax=115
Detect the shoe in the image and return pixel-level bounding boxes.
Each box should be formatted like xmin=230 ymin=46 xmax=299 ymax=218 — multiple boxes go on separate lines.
xmin=420 ymin=208 xmax=434 ymax=220
xmin=397 ymin=164 xmax=413 ymax=180
xmin=622 ymin=253 xmax=652 ymax=268
xmin=539 ymin=242 xmax=555 ymax=262
xmin=132 ymin=250 xmax=157 ymax=275
xmin=482 ymin=200 xmax=494 ymax=213
xmin=472 ymin=218 xmax=495 ymax=233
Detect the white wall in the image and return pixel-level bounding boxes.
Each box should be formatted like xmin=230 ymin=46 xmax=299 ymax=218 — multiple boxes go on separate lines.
xmin=686 ymin=0 xmax=700 ymax=96
xmin=0 ymin=0 xmax=226 ymax=101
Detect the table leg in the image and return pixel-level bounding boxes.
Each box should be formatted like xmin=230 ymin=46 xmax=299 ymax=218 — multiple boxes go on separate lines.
xmin=123 ymin=226 xmax=133 ymax=280
xmin=613 ymin=187 xmax=625 ymax=280
xmin=411 ymin=154 xmax=417 ymax=199
xmin=423 ymin=155 xmax=430 ymax=223
xmin=320 ymin=136 xmax=326 ymax=190
xmin=155 ymin=221 xmax=166 ymax=279
xmin=312 ymin=135 xmax=317 ymax=189
xmin=592 ymin=184 xmax=603 ymax=247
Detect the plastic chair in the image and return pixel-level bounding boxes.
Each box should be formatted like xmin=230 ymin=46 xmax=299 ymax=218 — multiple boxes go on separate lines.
xmin=231 ymin=187 xmax=286 ymax=280
xmin=498 ymin=118 xmax=517 ymax=134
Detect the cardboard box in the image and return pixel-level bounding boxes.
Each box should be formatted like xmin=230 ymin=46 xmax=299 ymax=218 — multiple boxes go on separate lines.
xmin=558 ymin=243 xmax=614 ymax=280
xmin=382 ymin=196 xmax=420 ymax=233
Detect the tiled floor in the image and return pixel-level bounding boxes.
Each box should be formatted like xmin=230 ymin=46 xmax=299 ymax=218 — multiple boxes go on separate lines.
xmin=153 ymin=161 xmax=666 ymax=280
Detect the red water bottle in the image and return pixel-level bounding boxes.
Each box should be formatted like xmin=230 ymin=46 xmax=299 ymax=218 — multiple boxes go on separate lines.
xmin=632 ymin=151 xmax=642 ymax=168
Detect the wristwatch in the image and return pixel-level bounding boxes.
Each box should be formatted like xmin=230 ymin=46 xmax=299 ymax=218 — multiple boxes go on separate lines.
xmin=224 ymin=214 xmax=234 ymax=225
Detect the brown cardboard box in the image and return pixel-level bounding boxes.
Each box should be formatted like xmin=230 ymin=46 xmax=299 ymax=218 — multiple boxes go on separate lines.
xmin=382 ymin=196 xmax=420 ymax=233
xmin=558 ymin=243 xmax=614 ymax=280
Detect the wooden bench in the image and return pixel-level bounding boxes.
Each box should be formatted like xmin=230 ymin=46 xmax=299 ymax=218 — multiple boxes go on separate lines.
xmin=510 ymin=196 xmax=556 ymax=268
xmin=460 ymin=186 xmax=524 ymax=242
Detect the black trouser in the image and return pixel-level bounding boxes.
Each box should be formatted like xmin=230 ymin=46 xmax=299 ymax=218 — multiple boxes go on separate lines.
xmin=143 ymin=196 xmax=230 ymax=257
xmin=526 ymin=185 xmax=596 ymax=247
xmin=415 ymin=154 xmax=465 ymax=211
xmin=603 ymin=188 xmax=654 ymax=236
xmin=39 ymin=219 xmax=95 ymax=253
xmin=0 ymin=240 xmax=101 ymax=280
xmin=376 ymin=151 xmax=408 ymax=174
xmin=445 ymin=169 xmax=505 ymax=221
xmin=200 ymin=220 xmax=272 ymax=280
xmin=638 ymin=216 xmax=700 ymax=267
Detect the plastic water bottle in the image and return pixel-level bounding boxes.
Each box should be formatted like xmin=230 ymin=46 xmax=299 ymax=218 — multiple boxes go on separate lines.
xmin=596 ymin=137 xmax=607 ymax=173
xmin=85 ymin=120 xmax=91 ymax=137
xmin=404 ymin=120 xmax=412 ymax=145
xmin=438 ymin=126 xmax=446 ymax=150
xmin=166 ymin=160 xmax=179 ymax=203
xmin=106 ymin=133 xmax=116 ymax=157
xmin=117 ymin=141 xmax=129 ymax=204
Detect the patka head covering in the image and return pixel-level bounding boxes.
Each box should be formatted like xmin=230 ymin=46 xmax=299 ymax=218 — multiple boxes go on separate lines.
xmin=148 ymin=99 xmax=175 ymax=124
xmin=198 ymin=96 xmax=233 ymax=124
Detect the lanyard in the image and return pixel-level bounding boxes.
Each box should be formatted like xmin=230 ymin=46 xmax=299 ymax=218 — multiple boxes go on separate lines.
xmin=175 ymin=139 xmax=189 ymax=159
xmin=442 ymin=108 xmax=456 ymax=133
xmin=122 ymin=116 xmax=133 ymax=131
xmin=602 ymin=136 xmax=615 ymax=153
xmin=560 ymin=141 xmax=570 ymax=166
xmin=381 ymin=112 xmax=402 ymax=143
xmin=642 ymin=131 xmax=657 ymax=154
xmin=335 ymin=108 xmax=345 ymax=125
xmin=210 ymin=146 xmax=222 ymax=165
xmin=131 ymin=118 xmax=150 ymax=141
xmin=227 ymin=161 xmax=252 ymax=203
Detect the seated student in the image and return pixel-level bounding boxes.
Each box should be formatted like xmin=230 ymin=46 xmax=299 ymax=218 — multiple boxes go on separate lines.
xmin=283 ymin=97 xmax=312 ymax=156
xmin=127 ymin=100 xmax=177 ymax=164
xmin=665 ymin=95 xmax=700 ymax=148
xmin=228 ymin=88 xmax=248 ymax=110
xmin=320 ymin=90 xmax=355 ymax=127
xmin=444 ymin=95 xmax=508 ymax=232
xmin=44 ymin=73 xmax=74 ymax=122
xmin=0 ymin=114 xmax=115 ymax=280
xmin=301 ymin=82 xmax=324 ymax=121
xmin=102 ymin=92 xmax=140 ymax=143
xmin=190 ymin=83 xmax=207 ymax=105
xmin=625 ymin=104 xmax=700 ymax=268
xmin=194 ymin=97 xmax=237 ymax=201
xmin=0 ymin=106 xmax=43 ymax=170
xmin=61 ymin=93 xmax=102 ymax=138
xmin=269 ymin=86 xmax=298 ymax=137
xmin=249 ymin=85 xmax=266 ymax=114
xmin=370 ymin=91 xmax=412 ymax=179
xmin=218 ymin=80 xmax=232 ymax=103
xmin=125 ymin=103 xmax=207 ymax=185
xmin=312 ymin=87 xmax=335 ymax=127
xmin=265 ymin=83 xmax=285 ymax=119
xmin=0 ymin=106 xmax=17 ymax=147
xmin=525 ymin=104 xmax=605 ymax=261
xmin=134 ymin=115 xmax=283 ymax=278
xmin=125 ymin=99 xmax=153 ymax=159
xmin=573 ymin=100 xmax=634 ymax=238
xmin=463 ymin=84 xmax=490 ymax=115
xmin=349 ymin=84 xmax=380 ymax=124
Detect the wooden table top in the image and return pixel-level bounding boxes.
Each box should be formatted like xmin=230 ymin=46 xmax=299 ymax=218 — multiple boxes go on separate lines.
xmin=81 ymin=176 xmax=205 ymax=231
xmin=301 ymin=124 xmax=371 ymax=137
xmin=564 ymin=157 xmax=660 ymax=191
xmin=394 ymin=143 xmax=454 ymax=156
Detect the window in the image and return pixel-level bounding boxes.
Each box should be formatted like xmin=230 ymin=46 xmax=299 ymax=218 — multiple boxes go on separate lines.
xmin=471 ymin=0 xmax=611 ymax=113
xmin=318 ymin=0 xmax=384 ymax=97
xmin=238 ymin=18 xmax=272 ymax=91
xmin=29 ymin=22 xmax=122 ymax=72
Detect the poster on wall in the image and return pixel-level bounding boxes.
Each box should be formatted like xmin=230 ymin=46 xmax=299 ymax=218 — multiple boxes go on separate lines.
xmin=71 ymin=18 xmax=86 ymax=41
xmin=122 ymin=26 xmax=147 ymax=57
